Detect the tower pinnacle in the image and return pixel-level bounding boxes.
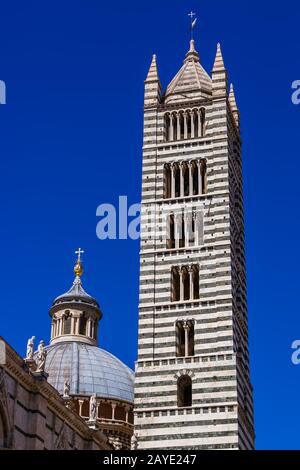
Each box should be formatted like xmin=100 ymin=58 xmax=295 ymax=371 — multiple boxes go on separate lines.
xmin=74 ymin=248 xmax=84 ymax=278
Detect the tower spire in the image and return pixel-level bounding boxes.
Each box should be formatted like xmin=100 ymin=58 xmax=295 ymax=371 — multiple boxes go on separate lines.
xmin=74 ymin=248 xmax=84 ymax=278
xmin=212 ymin=42 xmax=228 ymax=97
xmin=229 ymin=83 xmax=240 ymax=128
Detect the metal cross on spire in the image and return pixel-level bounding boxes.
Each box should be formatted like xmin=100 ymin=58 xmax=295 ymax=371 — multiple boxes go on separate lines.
xmin=188 ymin=11 xmax=197 ymax=39
xmin=75 ymin=248 xmax=84 ymax=261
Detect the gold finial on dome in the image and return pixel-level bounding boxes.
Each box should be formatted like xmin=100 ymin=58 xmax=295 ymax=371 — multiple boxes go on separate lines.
xmin=74 ymin=248 xmax=84 ymax=277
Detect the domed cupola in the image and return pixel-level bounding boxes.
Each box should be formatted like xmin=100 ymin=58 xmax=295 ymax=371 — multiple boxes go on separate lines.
xmin=49 ymin=249 xmax=102 ymax=346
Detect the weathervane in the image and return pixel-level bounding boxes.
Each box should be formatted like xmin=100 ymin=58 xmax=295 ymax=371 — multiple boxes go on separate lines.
xmin=188 ymin=11 xmax=197 ymax=39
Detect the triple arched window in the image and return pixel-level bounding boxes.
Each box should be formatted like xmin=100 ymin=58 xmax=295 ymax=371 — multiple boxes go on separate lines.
xmin=165 ymin=108 xmax=206 ymax=142
xmin=167 ymin=212 xmax=202 ymax=249
xmin=164 ymin=159 xmax=207 ymax=199
xmin=172 ymin=265 xmax=199 ymax=302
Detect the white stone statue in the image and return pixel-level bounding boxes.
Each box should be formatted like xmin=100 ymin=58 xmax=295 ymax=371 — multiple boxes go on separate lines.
xmin=89 ymin=393 xmax=97 ymax=421
xmin=131 ymin=432 xmax=138 ymax=450
xmin=26 ymin=336 xmax=35 ymax=360
xmin=36 ymin=340 xmax=47 ymax=372
xmin=63 ymin=378 xmax=70 ymax=398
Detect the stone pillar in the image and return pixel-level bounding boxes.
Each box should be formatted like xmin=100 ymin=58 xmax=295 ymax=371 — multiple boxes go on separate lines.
xmin=180 ymin=162 xmax=184 ymax=197
xmin=174 ymin=213 xmax=181 ymax=249
xmin=189 ymin=267 xmax=194 ymax=300
xmin=198 ymin=110 xmax=202 ymax=137
xmin=71 ymin=317 xmax=75 ymax=335
xmin=125 ymin=407 xmax=129 ymax=423
xmin=198 ymin=159 xmax=202 ymax=195
xmin=189 ymin=162 xmax=193 ymax=196
xmin=184 ymin=322 xmax=189 ymax=357
xmin=184 ymin=112 xmax=188 ymax=139
xmin=184 ymin=213 xmax=190 ymax=248
xmin=176 ymin=113 xmax=180 ymax=141
xmin=170 ymin=114 xmax=174 ymax=141
xmin=179 ymin=268 xmax=184 ymax=302
xmin=191 ymin=111 xmax=195 ymax=138
xmin=171 ymin=164 xmax=175 ymax=199
xmin=78 ymin=399 xmax=84 ymax=417
xmin=111 ymin=403 xmax=116 ymax=420
xmin=193 ymin=212 xmax=199 ymax=247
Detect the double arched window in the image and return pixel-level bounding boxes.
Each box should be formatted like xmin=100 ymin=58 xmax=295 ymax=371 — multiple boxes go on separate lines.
xmin=176 ymin=320 xmax=195 ymax=357
xmin=172 ymin=265 xmax=199 ymax=302
xmin=165 ymin=108 xmax=206 ymax=142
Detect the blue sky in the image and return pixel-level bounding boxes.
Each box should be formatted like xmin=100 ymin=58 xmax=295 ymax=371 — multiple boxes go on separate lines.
xmin=0 ymin=0 xmax=299 ymax=450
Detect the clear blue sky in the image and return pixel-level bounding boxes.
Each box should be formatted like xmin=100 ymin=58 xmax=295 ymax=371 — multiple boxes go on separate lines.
xmin=0 ymin=0 xmax=299 ymax=450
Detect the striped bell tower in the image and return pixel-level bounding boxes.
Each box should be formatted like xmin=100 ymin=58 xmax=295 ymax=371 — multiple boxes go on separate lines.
xmin=134 ymin=35 xmax=255 ymax=450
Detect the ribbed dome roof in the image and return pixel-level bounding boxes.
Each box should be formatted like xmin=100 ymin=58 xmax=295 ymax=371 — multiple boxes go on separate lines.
xmin=53 ymin=276 xmax=99 ymax=309
xmin=43 ymin=341 xmax=134 ymax=403
xmin=164 ymin=40 xmax=212 ymax=104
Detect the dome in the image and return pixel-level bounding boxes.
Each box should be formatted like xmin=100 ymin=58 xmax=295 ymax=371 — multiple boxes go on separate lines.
xmin=164 ymin=39 xmax=212 ymax=104
xmin=43 ymin=341 xmax=134 ymax=403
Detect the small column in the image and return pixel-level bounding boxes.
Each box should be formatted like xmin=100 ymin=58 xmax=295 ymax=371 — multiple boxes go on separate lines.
xmin=184 ymin=112 xmax=188 ymax=139
xmin=125 ymin=406 xmax=129 ymax=423
xmin=183 ymin=322 xmax=189 ymax=357
xmin=193 ymin=212 xmax=198 ymax=246
xmin=111 ymin=403 xmax=116 ymax=420
xmin=179 ymin=268 xmax=184 ymax=301
xmin=198 ymin=110 xmax=202 ymax=137
xmin=189 ymin=266 xmax=194 ymax=300
xmin=191 ymin=111 xmax=195 ymax=138
xmin=171 ymin=164 xmax=175 ymax=199
xmin=59 ymin=319 xmax=63 ymax=336
xmin=189 ymin=162 xmax=193 ymax=196
xmin=78 ymin=399 xmax=84 ymax=417
xmin=75 ymin=317 xmax=79 ymax=335
xmin=198 ymin=159 xmax=202 ymax=195
xmin=71 ymin=317 xmax=75 ymax=335
xmin=175 ymin=213 xmax=181 ymax=249
xmin=170 ymin=114 xmax=174 ymax=141
xmin=180 ymin=162 xmax=184 ymax=197
xmin=176 ymin=113 xmax=180 ymax=141
xmin=184 ymin=213 xmax=190 ymax=248
xmin=87 ymin=318 xmax=92 ymax=337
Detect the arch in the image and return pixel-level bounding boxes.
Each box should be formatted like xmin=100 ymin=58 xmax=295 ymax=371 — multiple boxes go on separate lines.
xmin=193 ymin=265 xmax=200 ymax=300
xmin=63 ymin=311 xmax=72 ymax=335
xmin=167 ymin=213 xmax=175 ymax=249
xmin=164 ymin=164 xmax=171 ymax=198
xmin=174 ymin=164 xmax=180 ymax=198
xmin=182 ymin=267 xmax=189 ymax=301
xmin=183 ymin=163 xmax=189 ymax=196
xmin=177 ymin=375 xmax=192 ymax=408
xmin=191 ymin=161 xmax=198 ymax=195
xmin=164 ymin=113 xmax=171 ymax=141
xmin=188 ymin=321 xmax=195 ymax=356
xmin=200 ymin=107 xmax=206 ymax=137
xmin=172 ymin=268 xmax=180 ymax=302
xmin=79 ymin=314 xmax=87 ymax=336
xmin=201 ymin=159 xmax=207 ymax=194
xmin=175 ymin=322 xmax=185 ymax=357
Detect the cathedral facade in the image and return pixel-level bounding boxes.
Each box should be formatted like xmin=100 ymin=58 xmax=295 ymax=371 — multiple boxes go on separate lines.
xmin=134 ymin=38 xmax=254 ymax=449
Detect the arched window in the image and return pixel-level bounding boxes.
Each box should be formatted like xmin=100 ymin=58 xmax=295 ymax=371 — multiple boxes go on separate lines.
xmin=177 ymin=375 xmax=192 ymax=407
xmin=183 ymin=164 xmax=189 ymax=196
xmin=182 ymin=267 xmax=189 ymax=300
xmin=172 ymin=268 xmax=180 ymax=302
xmin=179 ymin=112 xmax=184 ymax=140
xmin=63 ymin=311 xmax=71 ymax=335
xmin=193 ymin=266 xmax=200 ymax=300
xmin=187 ymin=111 xmax=191 ymax=139
xmin=174 ymin=165 xmax=180 ymax=198
xmin=201 ymin=160 xmax=207 ymax=194
xmin=193 ymin=109 xmax=198 ymax=137
xmin=188 ymin=322 xmax=195 ymax=356
xmin=79 ymin=314 xmax=87 ymax=335
xmin=192 ymin=161 xmax=198 ymax=195
xmin=200 ymin=108 xmax=206 ymax=137
xmin=176 ymin=322 xmax=185 ymax=357
xmin=164 ymin=164 xmax=171 ymax=198
xmin=167 ymin=213 xmax=175 ymax=249
xmin=165 ymin=114 xmax=170 ymax=141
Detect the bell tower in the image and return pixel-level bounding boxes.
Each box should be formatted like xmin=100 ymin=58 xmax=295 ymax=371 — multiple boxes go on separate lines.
xmin=134 ymin=31 xmax=255 ymax=450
